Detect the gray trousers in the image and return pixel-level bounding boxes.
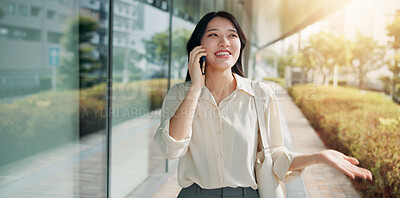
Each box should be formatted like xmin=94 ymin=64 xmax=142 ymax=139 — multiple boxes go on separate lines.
xmin=177 ymin=183 xmax=259 ymax=198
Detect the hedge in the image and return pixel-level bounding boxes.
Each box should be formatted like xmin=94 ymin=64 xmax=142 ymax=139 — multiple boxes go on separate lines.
xmin=0 ymin=78 xmax=181 ymax=167
xmin=288 ymin=85 xmax=400 ymax=197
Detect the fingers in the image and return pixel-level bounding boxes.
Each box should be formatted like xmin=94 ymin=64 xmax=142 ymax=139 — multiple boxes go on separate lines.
xmin=356 ymin=167 xmax=372 ymax=181
xmin=367 ymin=170 xmax=373 ymax=180
xmin=195 ymin=52 xmax=207 ymax=62
xmin=342 ymin=163 xmax=373 ymax=181
xmin=190 ymin=45 xmax=204 ymax=54
xmin=356 ymin=167 xmax=373 ymax=181
xmin=188 ymin=46 xmax=207 ymax=86
xmin=344 ymin=155 xmax=359 ymax=165
xmin=188 ymin=46 xmax=207 ymax=70
xmin=343 ymin=156 xmax=372 ymax=181
xmin=189 ymin=46 xmax=206 ymax=62
xmin=338 ymin=165 xmax=355 ymax=179
xmin=324 ymin=150 xmax=372 ymax=181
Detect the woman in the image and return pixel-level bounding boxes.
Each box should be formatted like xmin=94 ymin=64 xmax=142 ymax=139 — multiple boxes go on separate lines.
xmin=154 ymin=11 xmax=372 ymax=198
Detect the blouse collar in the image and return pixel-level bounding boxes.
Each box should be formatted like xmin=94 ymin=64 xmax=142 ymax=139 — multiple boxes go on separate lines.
xmin=199 ymin=73 xmax=255 ymax=103
xmin=233 ymin=73 xmax=255 ymax=97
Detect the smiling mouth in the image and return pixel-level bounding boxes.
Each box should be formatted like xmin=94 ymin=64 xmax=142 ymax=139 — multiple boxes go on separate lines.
xmin=215 ymin=52 xmax=231 ymax=56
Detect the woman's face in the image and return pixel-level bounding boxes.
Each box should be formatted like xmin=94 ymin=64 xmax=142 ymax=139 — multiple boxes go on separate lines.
xmin=200 ymin=17 xmax=241 ymax=71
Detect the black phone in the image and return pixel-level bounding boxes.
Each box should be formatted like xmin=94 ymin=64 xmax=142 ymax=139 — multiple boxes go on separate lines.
xmin=199 ymin=56 xmax=206 ymax=75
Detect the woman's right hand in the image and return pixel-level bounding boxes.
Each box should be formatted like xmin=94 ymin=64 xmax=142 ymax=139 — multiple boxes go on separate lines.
xmin=188 ymin=45 xmax=207 ymax=89
xmin=320 ymin=149 xmax=373 ymax=180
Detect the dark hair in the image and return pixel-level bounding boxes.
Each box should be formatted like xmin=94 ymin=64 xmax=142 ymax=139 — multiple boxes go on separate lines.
xmin=185 ymin=11 xmax=247 ymax=81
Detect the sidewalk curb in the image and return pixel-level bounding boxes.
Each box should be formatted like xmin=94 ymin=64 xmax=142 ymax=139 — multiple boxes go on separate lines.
xmin=265 ymin=80 xmax=309 ymax=198
xmin=281 ymin=112 xmax=309 ymax=198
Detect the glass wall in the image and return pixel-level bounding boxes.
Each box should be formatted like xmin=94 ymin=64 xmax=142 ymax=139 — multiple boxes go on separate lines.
xmin=0 ymin=0 xmax=109 ymax=197
xmin=0 ymin=0 xmax=245 ymax=197
xmin=171 ymin=0 xmax=196 ymax=81
xmin=110 ymin=0 xmax=171 ymax=197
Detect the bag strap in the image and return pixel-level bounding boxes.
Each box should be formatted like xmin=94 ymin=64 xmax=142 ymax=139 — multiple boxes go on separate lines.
xmin=252 ymin=81 xmax=270 ymax=151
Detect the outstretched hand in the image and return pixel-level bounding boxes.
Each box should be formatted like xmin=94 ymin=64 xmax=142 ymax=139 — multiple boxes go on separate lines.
xmin=321 ymin=149 xmax=372 ymax=181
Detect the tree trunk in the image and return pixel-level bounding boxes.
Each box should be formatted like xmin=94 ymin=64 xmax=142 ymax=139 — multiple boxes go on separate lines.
xmin=319 ymin=65 xmax=327 ymax=85
xmin=358 ymin=72 xmax=364 ymax=89
xmin=358 ymin=63 xmax=366 ymax=89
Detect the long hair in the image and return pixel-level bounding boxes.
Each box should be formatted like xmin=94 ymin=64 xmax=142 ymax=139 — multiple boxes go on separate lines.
xmin=185 ymin=11 xmax=247 ymax=82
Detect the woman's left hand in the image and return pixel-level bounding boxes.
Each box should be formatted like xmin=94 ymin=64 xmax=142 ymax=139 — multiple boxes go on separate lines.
xmin=320 ymin=149 xmax=373 ymax=181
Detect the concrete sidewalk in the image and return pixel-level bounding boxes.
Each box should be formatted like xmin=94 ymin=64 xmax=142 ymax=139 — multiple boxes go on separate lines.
xmin=271 ymin=82 xmax=360 ymax=198
xmin=153 ymin=81 xmax=360 ymax=198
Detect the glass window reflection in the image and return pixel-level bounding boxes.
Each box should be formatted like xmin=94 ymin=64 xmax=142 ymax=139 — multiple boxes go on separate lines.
xmin=0 ymin=0 xmax=109 ymax=197
xmin=31 ymin=6 xmax=41 ymax=17
xmin=6 ymin=2 xmax=16 ymax=15
xmin=0 ymin=0 xmax=233 ymax=197
xmin=18 ymin=4 xmax=28 ymax=17
xmin=110 ymin=0 xmax=172 ymax=197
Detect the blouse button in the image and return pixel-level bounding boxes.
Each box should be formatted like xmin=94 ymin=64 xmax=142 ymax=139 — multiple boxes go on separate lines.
xmin=219 ymin=177 xmax=224 ymax=182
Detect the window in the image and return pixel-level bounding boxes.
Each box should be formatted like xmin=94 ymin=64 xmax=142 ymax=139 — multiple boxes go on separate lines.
xmin=17 ymin=4 xmax=28 ymax=17
xmin=47 ymin=10 xmax=56 ymax=19
xmin=5 ymin=2 xmax=15 ymax=15
xmin=47 ymin=31 xmax=63 ymax=44
xmin=161 ymin=1 xmax=168 ymax=10
xmin=31 ymin=6 xmax=41 ymax=17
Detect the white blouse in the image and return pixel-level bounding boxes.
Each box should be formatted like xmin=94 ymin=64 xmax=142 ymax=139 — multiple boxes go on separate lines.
xmin=153 ymin=73 xmax=304 ymax=190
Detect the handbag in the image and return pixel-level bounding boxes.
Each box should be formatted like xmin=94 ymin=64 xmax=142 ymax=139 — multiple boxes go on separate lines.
xmin=252 ymin=81 xmax=284 ymax=198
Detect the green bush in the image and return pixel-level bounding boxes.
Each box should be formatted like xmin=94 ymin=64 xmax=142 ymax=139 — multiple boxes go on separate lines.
xmin=0 ymin=78 xmax=182 ymax=167
xmin=0 ymin=90 xmax=79 ymax=166
xmin=288 ymin=85 xmax=400 ymax=197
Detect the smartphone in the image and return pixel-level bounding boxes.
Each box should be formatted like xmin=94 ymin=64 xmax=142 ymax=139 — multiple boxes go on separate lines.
xmin=199 ymin=56 xmax=206 ymax=75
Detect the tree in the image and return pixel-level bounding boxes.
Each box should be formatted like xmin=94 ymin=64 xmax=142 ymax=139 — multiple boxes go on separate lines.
xmin=385 ymin=51 xmax=400 ymax=102
xmin=261 ymin=48 xmax=293 ymax=78
xmin=386 ymin=16 xmax=400 ymax=50
xmin=379 ymin=75 xmax=392 ymax=95
xmin=307 ymin=31 xmax=351 ymax=84
xmin=288 ymin=46 xmax=316 ymax=83
xmin=143 ymin=31 xmax=169 ymax=66
xmin=143 ymin=28 xmax=191 ymax=79
xmin=113 ymin=48 xmax=143 ymax=81
xmin=58 ymin=15 xmax=100 ymax=89
xmin=351 ymin=32 xmax=385 ymax=89
xmin=171 ymin=29 xmax=192 ymax=79
xmin=386 ymin=15 xmax=400 ymax=102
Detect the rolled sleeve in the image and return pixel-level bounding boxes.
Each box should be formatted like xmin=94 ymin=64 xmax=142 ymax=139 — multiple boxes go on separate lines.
xmin=258 ymin=81 xmax=305 ymax=183
xmin=159 ymin=119 xmax=191 ymax=148
xmin=271 ymin=147 xmax=305 ymax=183
xmin=153 ymin=84 xmax=192 ymax=160
xmin=154 ymin=118 xmax=191 ymax=159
